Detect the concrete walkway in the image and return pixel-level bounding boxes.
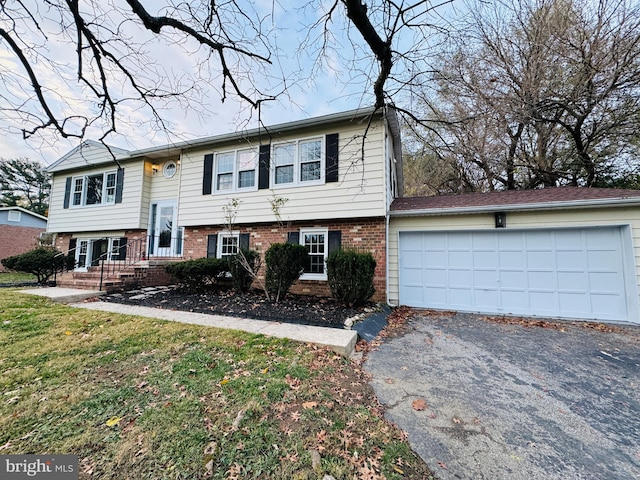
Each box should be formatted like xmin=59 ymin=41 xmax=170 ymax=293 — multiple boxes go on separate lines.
xmin=19 ymin=287 xmax=358 ymax=356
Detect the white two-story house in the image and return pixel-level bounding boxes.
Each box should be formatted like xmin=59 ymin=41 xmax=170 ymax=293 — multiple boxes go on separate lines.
xmin=46 ymin=106 xmax=403 ymax=300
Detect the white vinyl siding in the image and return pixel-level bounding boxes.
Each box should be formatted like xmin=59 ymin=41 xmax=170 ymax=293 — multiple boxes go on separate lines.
xmin=178 ymin=119 xmax=389 ymax=226
xmin=388 ymin=207 xmax=640 ymax=324
xmin=47 ymin=161 xmax=145 ymax=233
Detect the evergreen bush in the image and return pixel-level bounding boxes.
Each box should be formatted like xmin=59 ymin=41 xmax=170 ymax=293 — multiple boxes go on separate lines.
xmin=1 ymin=247 xmax=74 ymax=284
xmin=164 ymin=257 xmax=229 ymax=291
xmin=327 ymin=248 xmax=376 ymax=307
xmin=264 ymin=243 xmax=309 ymax=302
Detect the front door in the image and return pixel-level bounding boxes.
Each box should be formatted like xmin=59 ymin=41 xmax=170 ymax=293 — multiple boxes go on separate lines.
xmin=90 ymin=239 xmax=108 ymax=266
xmin=150 ymin=201 xmax=178 ymax=257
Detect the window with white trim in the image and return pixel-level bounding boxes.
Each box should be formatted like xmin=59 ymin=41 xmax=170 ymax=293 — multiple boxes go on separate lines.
xmin=272 ymin=137 xmax=324 ymax=187
xmin=71 ymin=171 xmax=117 ymax=206
xmin=218 ymin=232 xmax=239 ymax=258
xmin=300 ymin=228 xmax=328 ymax=280
xmin=214 ymin=148 xmax=258 ymax=192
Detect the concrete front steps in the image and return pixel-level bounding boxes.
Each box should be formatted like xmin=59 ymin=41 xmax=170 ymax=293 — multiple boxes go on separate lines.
xmin=55 ymin=265 xmax=146 ymax=292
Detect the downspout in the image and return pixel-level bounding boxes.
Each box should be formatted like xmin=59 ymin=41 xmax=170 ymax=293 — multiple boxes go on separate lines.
xmin=385 ymin=211 xmax=392 ymax=307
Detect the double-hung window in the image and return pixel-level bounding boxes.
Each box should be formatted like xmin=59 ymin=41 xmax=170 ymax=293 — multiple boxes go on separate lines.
xmin=273 ymin=137 xmax=324 ymax=187
xmin=300 ymin=228 xmax=328 ymax=280
xmin=71 ymin=171 xmax=117 ymax=207
xmin=218 ymin=232 xmax=239 ymax=258
xmin=214 ymin=148 xmax=258 ymax=192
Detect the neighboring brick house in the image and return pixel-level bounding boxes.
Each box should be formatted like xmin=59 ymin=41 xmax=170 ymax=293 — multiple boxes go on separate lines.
xmin=0 ymin=207 xmax=48 ymax=271
xmin=45 ymin=106 xmax=403 ymax=301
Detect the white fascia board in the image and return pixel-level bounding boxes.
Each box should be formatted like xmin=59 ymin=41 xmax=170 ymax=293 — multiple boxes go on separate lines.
xmin=389 ymin=197 xmax=640 ymax=217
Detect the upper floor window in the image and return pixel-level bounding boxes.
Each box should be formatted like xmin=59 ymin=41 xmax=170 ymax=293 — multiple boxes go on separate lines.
xmin=214 ymin=148 xmax=258 ymax=193
xmin=272 ymin=137 xmax=324 ymax=187
xmin=71 ymin=171 xmax=117 ymax=207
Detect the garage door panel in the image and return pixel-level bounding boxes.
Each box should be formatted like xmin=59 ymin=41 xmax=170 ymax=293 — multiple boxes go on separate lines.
xmin=501 ymin=290 xmax=529 ymax=311
xmin=587 ymin=250 xmax=619 ymax=269
xmin=527 ymin=251 xmax=555 ymax=269
xmin=475 ymin=289 xmax=499 ymax=308
xmin=474 ymin=269 xmax=498 ymax=287
xmin=473 ymin=251 xmax=497 ymax=268
xmin=528 ymin=271 xmax=557 ymax=289
xmin=500 ymin=251 xmax=526 ymax=268
xmin=498 ymin=232 xmax=524 ymax=249
xmin=556 ymin=251 xmax=585 ymax=269
xmin=425 ymin=268 xmax=447 ymax=284
xmin=530 ymin=291 xmax=559 ymax=311
xmin=399 ymin=227 xmax=631 ymax=322
xmin=558 ymin=272 xmax=589 ymax=290
xmin=500 ymin=270 xmax=528 ymax=288
xmin=449 ymin=269 xmax=472 ymax=287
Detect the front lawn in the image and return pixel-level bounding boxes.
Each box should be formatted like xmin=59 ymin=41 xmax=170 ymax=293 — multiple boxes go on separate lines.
xmin=0 ymin=271 xmax=37 ymax=285
xmin=0 ymin=290 xmax=435 ymax=479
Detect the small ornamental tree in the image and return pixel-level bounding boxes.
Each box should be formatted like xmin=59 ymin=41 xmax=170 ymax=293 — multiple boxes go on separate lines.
xmin=327 ymin=249 xmax=376 ymax=307
xmin=1 ymin=247 xmax=74 ymax=284
xmin=264 ymin=243 xmax=309 ymax=303
xmin=228 ymin=248 xmax=260 ymax=293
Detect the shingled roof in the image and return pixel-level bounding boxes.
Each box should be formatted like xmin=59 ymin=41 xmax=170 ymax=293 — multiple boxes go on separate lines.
xmin=390 ymin=187 xmax=640 ymax=215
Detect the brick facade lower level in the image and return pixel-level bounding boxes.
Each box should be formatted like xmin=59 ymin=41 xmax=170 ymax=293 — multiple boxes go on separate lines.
xmin=183 ymin=217 xmax=387 ymax=302
xmin=52 ymin=218 xmax=388 ymax=302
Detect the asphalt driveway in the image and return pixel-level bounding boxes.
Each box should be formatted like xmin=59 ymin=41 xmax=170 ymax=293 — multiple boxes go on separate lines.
xmin=364 ymin=312 xmax=640 ymax=480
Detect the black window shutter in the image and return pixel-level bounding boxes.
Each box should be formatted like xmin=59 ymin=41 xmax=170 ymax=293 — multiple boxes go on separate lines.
xmin=68 ymin=238 xmax=77 ymax=253
xmin=115 ymin=168 xmax=125 ymax=204
xmin=207 ymin=234 xmax=218 ymax=258
xmin=203 ymin=154 xmax=214 ymax=195
xmin=63 ymin=177 xmax=72 ymax=209
xmin=328 ymin=230 xmax=342 ymax=254
xmin=287 ymin=232 xmax=299 ymax=244
xmin=116 ymin=237 xmax=128 ymax=260
xmin=325 ymin=133 xmax=339 ymax=183
xmin=258 ymin=144 xmax=270 ymax=190
xmin=239 ymin=233 xmax=250 ymax=251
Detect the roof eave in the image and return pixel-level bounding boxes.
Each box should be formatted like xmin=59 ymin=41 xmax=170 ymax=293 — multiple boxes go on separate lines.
xmin=389 ymin=197 xmax=640 ymax=217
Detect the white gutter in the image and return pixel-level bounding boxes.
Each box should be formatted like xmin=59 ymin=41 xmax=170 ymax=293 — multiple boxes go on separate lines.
xmin=390 ymin=197 xmax=640 ymax=217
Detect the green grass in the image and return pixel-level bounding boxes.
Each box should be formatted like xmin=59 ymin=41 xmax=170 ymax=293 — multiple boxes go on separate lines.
xmin=0 ymin=290 xmax=435 ymax=479
xmin=0 ymin=271 xmax=38 ymax=284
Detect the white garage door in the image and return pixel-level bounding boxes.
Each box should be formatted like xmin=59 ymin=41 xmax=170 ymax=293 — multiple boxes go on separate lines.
xmin=399 ymin=227 xmax=634 ymax=322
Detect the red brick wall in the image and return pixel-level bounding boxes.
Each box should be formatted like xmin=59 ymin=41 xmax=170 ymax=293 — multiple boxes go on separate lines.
xmin=0 ymin=225 xmax=46 ymax=271
xmin=183 ymin=217 xmax=387 ymax=302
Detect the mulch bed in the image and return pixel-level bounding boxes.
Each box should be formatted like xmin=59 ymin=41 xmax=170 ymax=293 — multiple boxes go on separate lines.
xmin=101 ymin=285 xmax=372 ymax=328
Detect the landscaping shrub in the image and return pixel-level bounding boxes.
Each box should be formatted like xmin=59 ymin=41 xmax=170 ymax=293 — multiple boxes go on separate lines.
xmin=228 ymin=248 xmax=260 ymax=293
xmin=327 ymin=248 xmax=376 ymax=307
xmin=264 ymin=243 xmax=309 ymax=302
xmin=164 ymin=258 xmax=229 ymax=291
xmin=1 ymin=246 xmax=75 ymax=284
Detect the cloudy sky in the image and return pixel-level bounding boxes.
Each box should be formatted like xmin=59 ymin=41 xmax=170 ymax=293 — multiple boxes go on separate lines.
xmin=0 ymin=0 xmax=398 ymax=165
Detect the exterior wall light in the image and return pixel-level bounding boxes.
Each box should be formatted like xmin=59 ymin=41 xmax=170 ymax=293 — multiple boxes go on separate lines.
xmin=495 ymin=212 xmax=506 ymax=228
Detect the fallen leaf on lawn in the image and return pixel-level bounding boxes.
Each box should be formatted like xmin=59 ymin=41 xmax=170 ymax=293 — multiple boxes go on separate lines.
xmin=412 ymin=398 xmax=427 ymax=411
xmin=302 ymin=401 xmax=318 ymax=410
xmin=393 ymin=465 xmax=405 ymax=474
xmin=105 ymin=416 xmax=121 ymax=427
xmin=261 ymin=367 xmax=269 ymax=374
xmin=220 ymin=379 xmax=229 ymax=385
xmin=64 ymin=331 xmax=72 ymax=336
